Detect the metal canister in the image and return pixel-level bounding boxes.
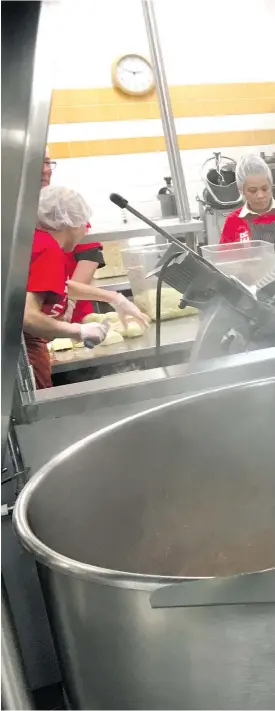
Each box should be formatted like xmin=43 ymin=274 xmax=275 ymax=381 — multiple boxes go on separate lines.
xmin=157 ymin=177 xmax=178 ymax=218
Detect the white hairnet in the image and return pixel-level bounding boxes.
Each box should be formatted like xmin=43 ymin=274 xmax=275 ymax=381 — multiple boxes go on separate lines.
xmin=38 ymin=185 xmax=91 ymax=229
xmin=236 ymin=154 xmax=272 ymax=193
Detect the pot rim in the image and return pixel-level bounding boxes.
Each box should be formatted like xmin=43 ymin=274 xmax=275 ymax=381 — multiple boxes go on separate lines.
xmin=13 ymin=382 xmax=275 ymax=591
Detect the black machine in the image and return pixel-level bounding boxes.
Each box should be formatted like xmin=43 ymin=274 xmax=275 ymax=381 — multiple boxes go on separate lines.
xmin=110 ymin=193 xmax=275 ymax=360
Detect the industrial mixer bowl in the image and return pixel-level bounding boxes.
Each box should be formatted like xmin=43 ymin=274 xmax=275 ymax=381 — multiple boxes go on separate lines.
xmin=13 ymin=378 xmax=275 ymax=710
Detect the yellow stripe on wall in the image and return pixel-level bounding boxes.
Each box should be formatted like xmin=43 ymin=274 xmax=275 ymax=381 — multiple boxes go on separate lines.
xmin=50 ymin=83 xmax=275 ymax=124
xmin=49 ymin=129 xmax=275 ymax=159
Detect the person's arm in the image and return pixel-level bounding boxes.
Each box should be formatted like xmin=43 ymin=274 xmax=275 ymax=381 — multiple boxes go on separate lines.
xmin=24 ymin=292 xmax=109 ymax=346
xmin=73 ymin=243 xmax=105 ymax=284
xmin=64 ymin=243 xmax=106 ymax=322
xmin=67 ymin=281 xmax=149 ymax=328
xmin=65 ymin=262 xmax=99 ymax=321
xmin=24 ymin=292 xmax=81 ymax=340
xmin=71 ymin=260 xmax=99 ymax=285
xmin=67 ymin=279 xmax=121 ymax=305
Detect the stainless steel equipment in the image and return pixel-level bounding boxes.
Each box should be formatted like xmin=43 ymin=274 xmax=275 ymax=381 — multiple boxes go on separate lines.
xmin=197 ymin=199 xmax=233 ymax=245
xmin=202 ymin=152 xmax=241 ymax=207
xmin=13 ymin=375 xmax=275 ymax=710
xmin=1 ymin=579 xmax=33 ymax=711
xmin=1 ymin=0 xmax=60 ymax=703
xmin=198 ymin=151 xmax=243 ymax=245
xmin=1 ymin=0 xmax=55 ymax=457
xmin=157 ymin=177 xmax=178 ymax=218
xmin=111 ymin=194 xmax=275 ymax=359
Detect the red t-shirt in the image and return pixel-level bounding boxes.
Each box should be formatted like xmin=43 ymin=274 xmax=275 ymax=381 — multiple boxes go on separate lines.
xmin=25 ymin=228 xmax=70 ymax=389
xmin=66 ymin=240 xmax=104 ymax=322
xmin=27 ymin=228 xmax=69 ymax=317
xmin=220 ymin=208 xmax=275 ymax=244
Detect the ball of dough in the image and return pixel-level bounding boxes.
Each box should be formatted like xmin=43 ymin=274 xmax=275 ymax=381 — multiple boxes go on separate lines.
xmin=135 ymin=288 xmax=198 ymax=321
xmin=101 ymin=311 xmax=120 ymax=323
xmin=95 ymin=329 xmax=124 ymax=348
xmin=82 ymin=313 xmax=103 ymax=324
xmin=111 ymin=319 xmax=144 ymax=339
xmin=73 ymin=341 xmax=85 ymax=349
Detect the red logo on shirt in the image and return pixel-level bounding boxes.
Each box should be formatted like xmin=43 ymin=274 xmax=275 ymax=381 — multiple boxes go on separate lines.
xmin=239 ymin=230 xmax=250 ymax=242
xmin=48 ymin=283 xmax=68 ymax=319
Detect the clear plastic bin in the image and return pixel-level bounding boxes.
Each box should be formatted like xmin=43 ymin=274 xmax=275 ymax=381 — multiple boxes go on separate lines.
xmin=121 ymin=244 xmax=197 ymax=321
xmin=201 ymin=240 xmax=275 ymax=286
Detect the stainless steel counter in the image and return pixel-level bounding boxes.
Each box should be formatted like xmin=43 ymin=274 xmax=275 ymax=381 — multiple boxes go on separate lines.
xmin=82 ymin=217 xmax=204 ymax=244
xmin=95 ymin=275 xmax=130 ymax=292
xmin=50 ymin=317 xmax=199 ymax=373
xmin=16 ymin=347 xmax=275 ymax=470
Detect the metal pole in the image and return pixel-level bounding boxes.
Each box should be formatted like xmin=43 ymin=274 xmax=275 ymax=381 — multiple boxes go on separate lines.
xmin=142 ymin=0 xmax=191 ymax=225
xmin=1 ymin=578 xmax=34 ymax=710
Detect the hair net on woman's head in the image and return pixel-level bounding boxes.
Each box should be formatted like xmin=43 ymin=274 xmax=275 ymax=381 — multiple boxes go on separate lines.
xmin=38 ymin=185 xmax=91 ymax=229
xmin=235 ymin=154 xmax=272 ymax=193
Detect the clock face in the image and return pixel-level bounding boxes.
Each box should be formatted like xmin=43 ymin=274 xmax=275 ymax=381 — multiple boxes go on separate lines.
xmin=113 ymin=54 xmax=154 ymax=96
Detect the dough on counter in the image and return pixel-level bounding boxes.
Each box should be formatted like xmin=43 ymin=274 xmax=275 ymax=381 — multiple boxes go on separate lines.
xmin=73 ymin=341 xmax=85 ymax=349
xmin=82 ymin=311 xmax=118 ymax=324
xmin=50 ymin=338 xmax=73 ymax=351
xmin=101 ymin=311 xmax=120 ymax=323
xmin=135 ymin=288 xmax=198 ymax=321
xmin=112 ymin=320 xmax=144 ymax=338
xmin=84 ymin=312 xmax=144 ymax=338
xmin=82 ymin=313 xmax=104 ymax=324
xmin=95 ymin=329 xmax=124 ymax=347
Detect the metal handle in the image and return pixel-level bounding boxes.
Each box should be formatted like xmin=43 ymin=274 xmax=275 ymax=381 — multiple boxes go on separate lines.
xmin=150 ymin=569 xmax=275 ymax=609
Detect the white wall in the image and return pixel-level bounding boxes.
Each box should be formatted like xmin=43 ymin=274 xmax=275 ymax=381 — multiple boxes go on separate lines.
xmin=52 ymin=143 xmax=275 ymax=232
xmin=50 ymin=0 xmax=275 ymax=231
xmin=53 ymin=0 xmax=275 ymax=88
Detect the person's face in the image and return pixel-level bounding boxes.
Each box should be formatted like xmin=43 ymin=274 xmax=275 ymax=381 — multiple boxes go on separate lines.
xmin=41 ymin=154 xmax=57 ymax=188
xmin=243 ymin=174 xmax=272 ymax=214
xmin=64 ymin=224 xmax=87 ymax=251
xmin=41 ymin=158 xmax=52 ymax=188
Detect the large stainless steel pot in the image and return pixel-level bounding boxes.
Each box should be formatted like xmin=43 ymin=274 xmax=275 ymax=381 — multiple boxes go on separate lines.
xmin=13 ymin=379 xmax=275 ymax=710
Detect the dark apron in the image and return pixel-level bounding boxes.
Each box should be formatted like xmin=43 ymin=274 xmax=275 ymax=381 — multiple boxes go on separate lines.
xmin=247 ymin=211 xmax=275 ymax=245
xmin=24 ymin=334 xmax=52 ymax=389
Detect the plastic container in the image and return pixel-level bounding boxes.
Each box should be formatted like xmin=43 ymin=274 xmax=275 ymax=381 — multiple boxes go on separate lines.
xmin=94 ymin=241 xmax=127 ymax=280
xmin=121 ymin=244 xmax=196 ymax=321
xmin=201 ymin=240 xmax=275 ymax=287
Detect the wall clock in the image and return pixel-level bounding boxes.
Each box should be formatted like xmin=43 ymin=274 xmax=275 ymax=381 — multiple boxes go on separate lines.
xmin=111 ymin=54 xmax=155 ymax=96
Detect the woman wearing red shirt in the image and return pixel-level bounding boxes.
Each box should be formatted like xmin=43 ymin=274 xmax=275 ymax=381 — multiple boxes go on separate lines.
xmin=24 ymin=186 xmax=148 ymax=389
xmin=41 ymin=150 xmax=103 ymax=324
xmin=220 ymin=155 xmax=275 ymax=244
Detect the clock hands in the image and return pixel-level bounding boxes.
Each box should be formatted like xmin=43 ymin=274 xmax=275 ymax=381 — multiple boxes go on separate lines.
xmin=124 ymin=69 xmax=144 ymax=75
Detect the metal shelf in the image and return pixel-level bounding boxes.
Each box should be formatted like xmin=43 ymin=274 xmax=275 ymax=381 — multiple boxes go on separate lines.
xmin=83 ymin=218 xmax=204 ymax=244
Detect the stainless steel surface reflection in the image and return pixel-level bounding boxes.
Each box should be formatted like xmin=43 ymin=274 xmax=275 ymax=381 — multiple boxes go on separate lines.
xmin=14 ymin=378 xmax=275 ymax=709
xmin=1 ymin=579 xmax=33 ymax=710
xmin=1 ymin=1 xmax=55 ymax=455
